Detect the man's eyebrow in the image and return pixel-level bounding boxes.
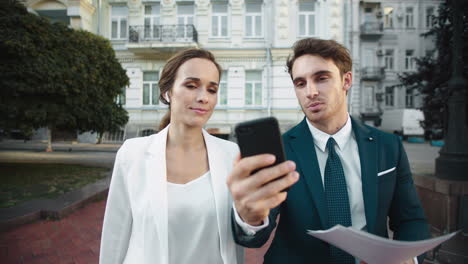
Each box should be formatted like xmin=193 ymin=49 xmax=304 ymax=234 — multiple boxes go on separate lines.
xmin=292 ymin=70 xmax=332 ymax=83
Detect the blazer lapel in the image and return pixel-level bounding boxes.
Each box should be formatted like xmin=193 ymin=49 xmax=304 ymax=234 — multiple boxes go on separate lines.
xmin=289 ymin=119 xmax=328 ymax=228
xmin=203 ymin=130 xmax=233 ymax=263
xmin=351 ymin=118 xmax=378 ymax=234
xmin=145 ymin=125 xmax=170 ymax=264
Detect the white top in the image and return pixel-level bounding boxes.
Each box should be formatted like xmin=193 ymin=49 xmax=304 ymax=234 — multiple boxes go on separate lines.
xmin=167 ymin=171 xmax=224 ymax=264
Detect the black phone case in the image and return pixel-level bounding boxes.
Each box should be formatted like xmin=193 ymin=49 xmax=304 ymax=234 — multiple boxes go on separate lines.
xmin=235 ymin=117 xmax=286 ymax=169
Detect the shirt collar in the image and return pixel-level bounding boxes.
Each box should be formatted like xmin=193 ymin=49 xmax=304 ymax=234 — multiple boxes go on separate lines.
xmin=305 ymin=115 xmax=352 ymax=152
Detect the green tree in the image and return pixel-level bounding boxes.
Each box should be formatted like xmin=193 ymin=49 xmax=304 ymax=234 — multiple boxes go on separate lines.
xmin=0 ymin=0 xmax=129 ymax=150
xmin=398 ymin=0 xmax=468 ymax=138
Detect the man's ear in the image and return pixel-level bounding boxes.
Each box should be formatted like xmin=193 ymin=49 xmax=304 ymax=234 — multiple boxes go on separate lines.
xmin=343 ymin=71 xmax=352 ymax=92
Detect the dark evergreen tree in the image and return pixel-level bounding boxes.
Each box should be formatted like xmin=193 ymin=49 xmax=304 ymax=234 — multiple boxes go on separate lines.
xmin=398 ymin=0 xmax=468 ymax=139
xmin=0 ymin=0 xmax=129 ymax=150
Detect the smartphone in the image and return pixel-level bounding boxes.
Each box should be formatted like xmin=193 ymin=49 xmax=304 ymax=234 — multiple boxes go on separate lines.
xmin=235 ymin=117 xmax=287 ymax=187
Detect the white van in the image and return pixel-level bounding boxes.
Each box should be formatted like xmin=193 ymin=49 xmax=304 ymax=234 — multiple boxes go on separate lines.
xmin=378 ymin=109 xmax=425 ymax=138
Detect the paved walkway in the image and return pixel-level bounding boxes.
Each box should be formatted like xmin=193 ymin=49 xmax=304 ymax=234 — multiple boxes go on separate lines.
xmin=0 ymin=199 xmax=270 ymax=264
xmin=0 ymin=140 xmax=440 ymax=263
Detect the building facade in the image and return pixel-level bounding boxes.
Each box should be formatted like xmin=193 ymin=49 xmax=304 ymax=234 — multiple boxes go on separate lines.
xmin=23 ymin=0 xmax=440 ymax=142
xmin=347 ymin=0 xmax=441 ymax=126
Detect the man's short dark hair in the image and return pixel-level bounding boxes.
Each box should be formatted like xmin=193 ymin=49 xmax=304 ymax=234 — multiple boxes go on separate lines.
xmin=286 ymin=38 xmax=352 ymax=79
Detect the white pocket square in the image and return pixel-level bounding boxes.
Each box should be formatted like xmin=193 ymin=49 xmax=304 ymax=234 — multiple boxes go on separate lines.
xmin=377 ymin=167 xmax=396 ymax=176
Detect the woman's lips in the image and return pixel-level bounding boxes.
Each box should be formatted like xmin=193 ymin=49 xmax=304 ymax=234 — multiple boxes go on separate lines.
xmin=190 ymin=107 xmax=208 ymax=114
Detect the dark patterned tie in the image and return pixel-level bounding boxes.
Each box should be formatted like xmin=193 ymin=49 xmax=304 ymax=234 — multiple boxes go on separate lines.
xmin=324 ymin=137 xmax=354 ymax=264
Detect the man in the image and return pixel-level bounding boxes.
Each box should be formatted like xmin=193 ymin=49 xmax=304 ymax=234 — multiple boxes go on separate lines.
xmin=227 ymin=38 xmax=429 ymax=264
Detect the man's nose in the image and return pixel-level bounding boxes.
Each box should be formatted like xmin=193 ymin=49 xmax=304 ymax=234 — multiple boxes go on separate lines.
xmin=306 ymin=82 xmax=319 ymax=98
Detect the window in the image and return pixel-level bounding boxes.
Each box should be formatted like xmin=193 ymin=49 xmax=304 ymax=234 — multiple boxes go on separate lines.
xmin=212 ymin=2 xmax=228 ymax=37
xmin=298 ymin=1 xmax=316 ymax=36
xmin=177 ymin=4 xmax=195 ymax=39
xmin=364 ymin=86 xmax=374 ymax=107
xmin=405 ymin=50 xmax=415 ymax=71
xmin=143 ymin=71 xmax=159 ymax=105
xmin=385 ymin=86 xmax=394 ymax=107
xmin=140 ymin=129 xmax=156 ymax=137
xmin=426 ymin=7 xmax=435 ymax=28
xmin=219 ymin=70 xmax=228 ymax=105
xmin=383 ymin=7 xmax=394 ymax=28
xmin=111 ymin=6 xmax=128 ymax=39
xmin=245 ymin=71 xmax=262 ymax=106
xmin=144 ymin=4 xmax=160 ymax=39
xmin=405 ymin=7 xmax=414 ymax=28
xmin=116 ymin=87 xmax=126 ymax=105
xmin=384 ymin=49 xmax=394 ymax=70
xmin=245 ymin=2 xmax=263 ymax=37
xmin=405 ymin=89 xmax=414 ymax=108
xmin=425 ymin=49 xmax=435 ymax=59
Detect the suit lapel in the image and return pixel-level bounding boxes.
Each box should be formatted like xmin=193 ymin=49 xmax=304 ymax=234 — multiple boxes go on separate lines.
xmin=145 ymin=126 xmax=169 ymax=264
xmin=351 ymin=118 xmax=378 ymax=234
xmin=289 ymin=119 xmax=328 ymax=228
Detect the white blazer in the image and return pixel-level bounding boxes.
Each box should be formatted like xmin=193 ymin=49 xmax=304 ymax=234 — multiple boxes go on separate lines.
xmin=100 ymin=126 xmax=244 ymax=264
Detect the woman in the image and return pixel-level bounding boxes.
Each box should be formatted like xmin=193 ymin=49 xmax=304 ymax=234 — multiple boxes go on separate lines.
xmin=100 ymin=49 xmax=244 ymax=264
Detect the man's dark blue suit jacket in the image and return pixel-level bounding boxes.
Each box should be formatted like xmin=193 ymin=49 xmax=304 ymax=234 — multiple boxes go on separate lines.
xmin=232 ymin=117 xmax=430 ymax=263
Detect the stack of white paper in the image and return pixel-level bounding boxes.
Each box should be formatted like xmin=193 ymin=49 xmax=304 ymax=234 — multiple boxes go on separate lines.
xmin=307 ymin=225 xmax=458 ymax=264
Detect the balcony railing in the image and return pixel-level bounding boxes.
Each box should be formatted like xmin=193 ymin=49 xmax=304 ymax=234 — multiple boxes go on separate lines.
xmin=361 ymin=67 xmax=385 ymax=80
xmin=129 ymin=24 xmax=198 ymax=44
xmin=360 ymin=22 xmax=383 ymax=35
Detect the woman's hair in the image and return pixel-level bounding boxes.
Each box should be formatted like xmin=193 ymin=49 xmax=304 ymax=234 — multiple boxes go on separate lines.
xmin=158 ymin=48 xmax=222 ymax=130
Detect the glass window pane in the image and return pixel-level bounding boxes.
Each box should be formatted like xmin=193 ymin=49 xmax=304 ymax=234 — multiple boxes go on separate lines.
xmin=213 ymin=3 xmax=227 ymax=13
xmin=245 ymin=83 xmax=252 ymax=105
xmin=120 ymin=19 xmax=127 ymax=38
xmin=112 ymin=6 xmax=128 ymax=16
xmin=178 ymin=4 xmax=194 ymax=15
xmin=221 ymin=16 xmax=227 ymax=36
xmin=221 ymin=70 xmax=227 ymax=82
xmin=143 ymin=84 xmax=150 ymax=105
xmin=152 ymin=84 xmax=159 ymax=105
xmin=299 ymin=15 xmax=305 ymax=35
xmin=111 ymin=20 xmax=118 ymax=38
xmin=143 ymin=71 xmax=159 ymax=81
xmin=255 ymin=83 xmax=262 ymax=105
xmin=212 ymin=16 xmax=218 ymax=36
xmin=308 ymin=14 xmax=315 ymax=35
xmin=220 ymin=83 xmax=227 ymax=105
xmin=246 ymin=3 xmax=261 ymax=13
xmin=246 ymin=71 xmax=261 ymax=80
xmin=246 ymin=16 xmax=252 ymax=36
xmin=144 ymin=17 xmax=150 ymax=27
xmin=121 ymin=87 xmax=126 ymax=105
xmin=188 ymin=17 xmax=194 ymax=25
xmin=299 ymin=1 xmax=315 ymax=12
xmin=145 ymin=5 xmax=160 ymax=15
xmin=255 ymin=15 xmax=262 ymax=36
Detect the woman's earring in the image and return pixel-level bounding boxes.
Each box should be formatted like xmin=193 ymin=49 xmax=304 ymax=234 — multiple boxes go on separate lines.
xmin=165 ymin=92 xmax=170 ymax=103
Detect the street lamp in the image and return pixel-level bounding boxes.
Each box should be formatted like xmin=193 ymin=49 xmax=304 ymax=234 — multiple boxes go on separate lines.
xmin=435 ymin=0 xmax=468 ymax=180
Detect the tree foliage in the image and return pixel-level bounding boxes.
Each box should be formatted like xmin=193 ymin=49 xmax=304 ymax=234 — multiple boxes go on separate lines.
xmin=398 ymin=0 xmax=468 ymax=134
xmin=0 ymin=0 xmax=129 ymax=143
